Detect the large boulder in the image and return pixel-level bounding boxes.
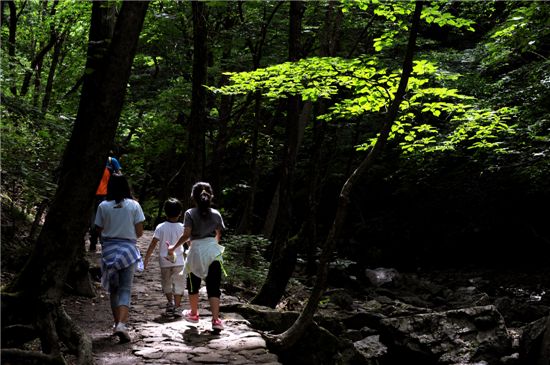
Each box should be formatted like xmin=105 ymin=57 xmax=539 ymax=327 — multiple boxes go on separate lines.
xmin=519 ymin=315 xmax=550 ymax=365
xmin=379 ymin=305 xmax=512 ymax=364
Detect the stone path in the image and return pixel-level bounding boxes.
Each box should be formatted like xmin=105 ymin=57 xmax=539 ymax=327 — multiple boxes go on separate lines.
xmin=67 ymin=231 xmax=282 ymax=365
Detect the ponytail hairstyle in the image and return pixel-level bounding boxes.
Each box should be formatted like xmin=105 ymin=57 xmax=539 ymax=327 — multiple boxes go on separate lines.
xmin=191 ymin=182 xmax=213 ymax=218
xmin=106 ymin=173 xmax=133 ymax=204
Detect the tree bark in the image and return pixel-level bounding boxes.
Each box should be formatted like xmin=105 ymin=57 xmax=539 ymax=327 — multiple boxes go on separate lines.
xmin=301 ymin=1 xmax=343 ymax=276
xmin=4 ymin=0 xmax=18 ymax=96
xmin=269 ymin=1 xmax=424 ymax=349
xmin=236 ymin=2 xmax=282 ymax=233
xmin=252 ymin=0 xmax=305 ymax=308
xmin=183 ymin=1 xmax=208 ymax=208
xmin=20 ymin=1 xmax=59 ymax=97
xmin=41 ymin=31 xmax=66 ymax=114
xmin=3 ymin=2 xmax=149 ymax=364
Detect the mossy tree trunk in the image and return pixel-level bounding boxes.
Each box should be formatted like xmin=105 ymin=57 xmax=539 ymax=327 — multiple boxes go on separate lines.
xmin=1 ymin=2 xmax=149 ymax=364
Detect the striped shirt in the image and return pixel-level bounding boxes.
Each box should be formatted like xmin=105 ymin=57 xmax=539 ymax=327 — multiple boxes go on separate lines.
xmin=101 ymin=238 xmax=143 ymax=290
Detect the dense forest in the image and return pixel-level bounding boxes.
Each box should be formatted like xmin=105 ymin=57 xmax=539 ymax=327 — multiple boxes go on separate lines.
xmin=1 ymin=1 xmax=549 ymax=364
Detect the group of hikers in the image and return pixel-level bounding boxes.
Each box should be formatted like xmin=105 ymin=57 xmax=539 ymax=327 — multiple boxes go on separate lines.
xmin=90 ymin=153 xmax=226 ymax=343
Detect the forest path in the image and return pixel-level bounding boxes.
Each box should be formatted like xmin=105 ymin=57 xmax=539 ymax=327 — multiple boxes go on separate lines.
xmin=65 ymin=230 xmax=281 ymax=365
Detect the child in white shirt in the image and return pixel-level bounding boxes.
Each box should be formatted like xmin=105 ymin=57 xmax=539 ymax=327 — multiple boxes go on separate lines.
xmin=143 ymin=198 xmax=186 ymax=317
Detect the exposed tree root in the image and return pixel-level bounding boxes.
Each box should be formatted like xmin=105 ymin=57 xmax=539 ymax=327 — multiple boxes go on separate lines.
xmin=1 ymin=325 xmax=38 ymax=348
xmin=1 ymin=296 xmax=92 ymax=365
xmin=55 ymin=306 xmax=93 ymax=365
xmin=0 ymin=348 xmax=67 ymax=365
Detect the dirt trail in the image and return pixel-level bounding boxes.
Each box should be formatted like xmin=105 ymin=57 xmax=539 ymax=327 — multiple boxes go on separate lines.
xmin=65 ymin=230 xmax=281 ymax=364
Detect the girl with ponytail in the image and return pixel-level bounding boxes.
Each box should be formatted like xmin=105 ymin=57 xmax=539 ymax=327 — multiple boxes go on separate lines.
xmin=169 ymin=182 xmax=226 ymax=331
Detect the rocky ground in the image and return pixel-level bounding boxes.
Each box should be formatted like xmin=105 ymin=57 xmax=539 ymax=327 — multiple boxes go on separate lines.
xmin=64 ymin=230 xmax=281 ymax=365
xmin=3 ymin=227 xmax=549 ymax=364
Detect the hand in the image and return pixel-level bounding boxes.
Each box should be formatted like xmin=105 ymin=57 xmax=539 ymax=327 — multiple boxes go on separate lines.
xmin=167 ymin=246 xmax=175 ymax=256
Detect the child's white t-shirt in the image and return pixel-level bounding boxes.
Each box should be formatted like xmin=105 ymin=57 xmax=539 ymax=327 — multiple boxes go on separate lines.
xmin=153 ymin=221 xmax=185 ymax=268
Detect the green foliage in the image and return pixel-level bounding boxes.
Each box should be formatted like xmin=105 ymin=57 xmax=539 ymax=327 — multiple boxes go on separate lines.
xmin=0 ymin=97 xmax=68 ymax=212
xmin=222 ymin=234 xmax=270 ymax=289
xmin=481 ymin=3 xmax=550 ymax=70
xmin=214 ymin=52 xmax=516 ymax=157
xmin=1 ymin=1 xmax=90 ymax=216
xmin=341 ymin=0 xmax=474 ymax=52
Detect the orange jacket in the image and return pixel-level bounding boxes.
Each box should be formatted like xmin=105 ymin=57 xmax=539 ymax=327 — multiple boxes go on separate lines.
xmin=96 ymin=167 xmax=111 ymax=196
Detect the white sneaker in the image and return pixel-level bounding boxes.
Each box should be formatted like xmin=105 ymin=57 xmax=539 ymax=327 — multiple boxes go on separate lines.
xmin=114 ymin=322 xmax=131 ymax=343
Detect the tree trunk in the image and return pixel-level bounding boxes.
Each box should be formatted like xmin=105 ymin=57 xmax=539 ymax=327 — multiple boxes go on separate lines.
xmin=20 ymin=1 xmax=59 ymax=97
xmin=183 ymin=1 xmax=208 ymax=208
xmin=4 ymin=0 xmax=18 ymax=96
xmin=208 ymin=7 xmax=234 ymax=197
xmin=41 ymin=31 xmax=66 ymax=114
xmin=3 ymin=2 xmax=149 ymax=364
xmin=252 ymin=0 xmax=305 ymax=308
xmin=234 ymin=2 xmax=283 ymax=233
xmin=269 ymin=1 xmax=424 ymax=349
xmin=236 ymin=91 xmax=261 ymax=234
xmin=301 ymin=2 xmax=343 ymax=276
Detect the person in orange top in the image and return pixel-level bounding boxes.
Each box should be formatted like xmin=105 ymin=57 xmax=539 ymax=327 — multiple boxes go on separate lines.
xmin=89 ymin=153 xmax=121 ymax=252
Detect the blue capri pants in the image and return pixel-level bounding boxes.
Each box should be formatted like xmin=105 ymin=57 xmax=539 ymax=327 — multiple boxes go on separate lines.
xmin=109 ymin=263 xmax=136 ymax=309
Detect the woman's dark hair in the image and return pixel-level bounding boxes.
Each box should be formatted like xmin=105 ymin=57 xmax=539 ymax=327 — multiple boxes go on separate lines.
xmin=164 ymin=198 xmax=182 ymax=218
xmin=106 ymin=173 xmax=133 ymax=203
xmin=191 ymin=182 xmax=213 ymax=218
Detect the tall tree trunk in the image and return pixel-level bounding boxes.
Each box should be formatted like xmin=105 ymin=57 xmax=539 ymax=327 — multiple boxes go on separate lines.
xmin=236 ymin=91 xmax=261 ymax=234
xmin=208 ymin=6 xmax=235 ymax=197
xmin=3 ymin=0 xmax=18 ymax=96
xmin=237 ymin=1 xmax=284 ymax=233
xmin=301 ymin=1 xmax=343 ymax=276
xmin=41 ymin=31 xmax=66 ymax=114
xmin=252 ymin=0 xmax=305 ymax=308
xmin=183 ymin=1 xmax=208 ymax=209
xmin=19 ymin=1 xmax=59 ymax=97
xmin=235 ymin=1 xmax=283 ymax=233
xmin=269 ymin=1 xmax=424 ymax=349
xmin=2 ymin=2 xmax=149 ymax=364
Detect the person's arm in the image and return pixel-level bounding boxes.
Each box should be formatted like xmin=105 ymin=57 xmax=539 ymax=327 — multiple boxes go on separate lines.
xmin=215 ymin=228 xmax=222 ymax=243
xmin=143 ymin=237 xmax=159 ymax=269
xmin=168 ymin=226 xmax=192 ymax=254
xmin=135 ymin=222 xmax=144 ymax=238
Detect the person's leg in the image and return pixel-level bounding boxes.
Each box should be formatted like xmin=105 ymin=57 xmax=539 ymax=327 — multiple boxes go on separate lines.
xmin=186 ymin=273 xmax=201 ymax=316
xmin=174 ymin=294 xmax=183 ymax=307
xmin=115 ymin=263 xmax=136 ymax=324
xmin=118 ymin=305 xmax=130 ymax=324
xmin=161 ymin=268 xmax=175 ymax=315
xmin=205 ymin=261 xmax=222 ymax=321
xmin=112 ymin=264 xmax=135 ymax=342
xmin=110 ymin=289 xmax=119 ymax=325
xmin=173 ymin=265 xmax=185 ymax=308
xmin=189 ymin=294 xmax=199 ymax=314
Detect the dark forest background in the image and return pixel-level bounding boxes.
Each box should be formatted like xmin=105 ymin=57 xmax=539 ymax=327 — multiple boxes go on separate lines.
xmin=2 ymin=0 xmax=548 ymax=270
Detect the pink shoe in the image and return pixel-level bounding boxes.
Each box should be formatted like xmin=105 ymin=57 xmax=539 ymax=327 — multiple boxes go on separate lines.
xmin=183 ymin=310 xmax=199 ymax=323
xmin=212 ymin=318 xmax=224 ymax=330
